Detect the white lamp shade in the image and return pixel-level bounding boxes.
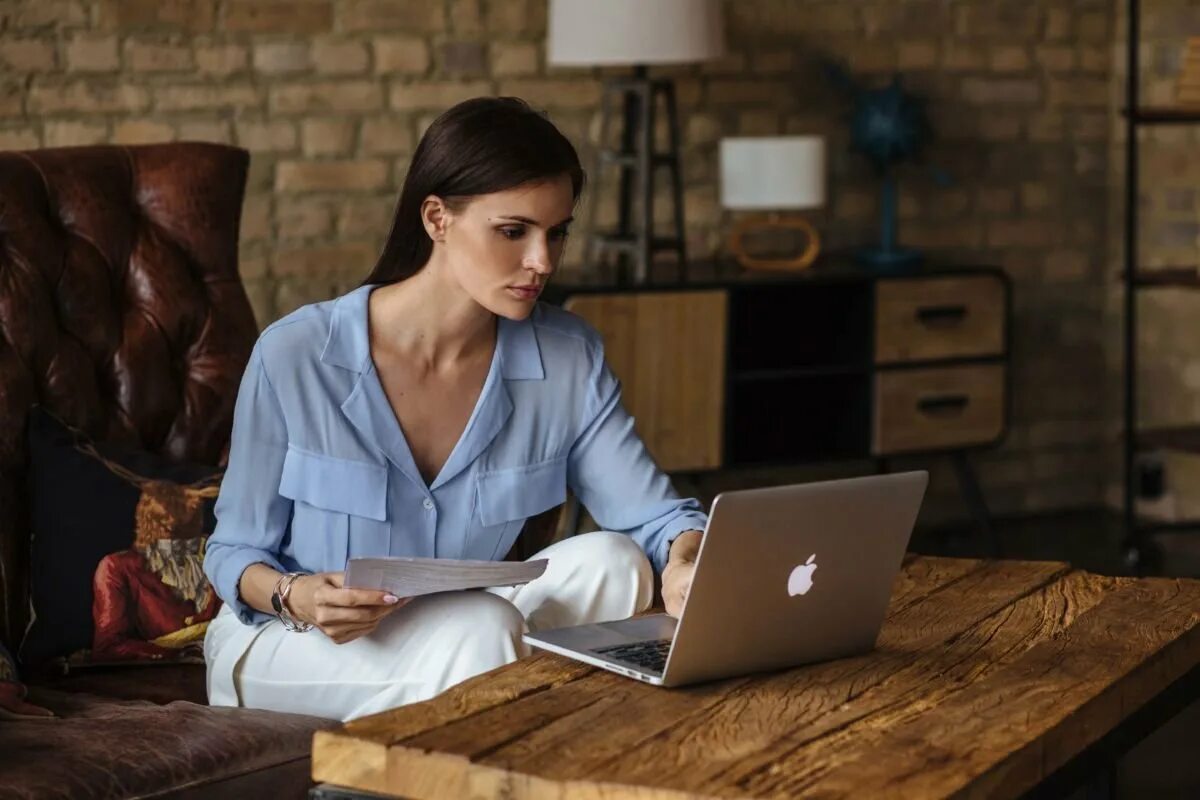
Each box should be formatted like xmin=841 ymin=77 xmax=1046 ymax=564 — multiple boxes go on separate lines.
xmin=547 ymin=0 xmax=725 ymax=66
xmin=719 ymin=137 xmax=826 ymax=210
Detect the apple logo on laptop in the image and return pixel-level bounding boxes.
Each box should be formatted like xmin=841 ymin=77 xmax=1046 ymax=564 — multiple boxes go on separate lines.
xmin=788 ymin=554 xmax=818 ymax=596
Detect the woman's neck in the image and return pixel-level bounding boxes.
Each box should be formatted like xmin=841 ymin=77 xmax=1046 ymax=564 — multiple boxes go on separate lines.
xmin=367 ymin=263 xmax=496 ymax=374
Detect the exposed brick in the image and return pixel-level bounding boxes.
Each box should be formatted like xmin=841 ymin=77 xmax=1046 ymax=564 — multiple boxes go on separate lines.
xmin=1076 ymin=12 xmax=1110 ymax=43
xmin=961 ymin=78 xmax=1041 ymax=105
xmin=270 ymin=81 xmax=384 ymax=114
xmin=978 ymin=113 xmax=1023 ymax=142
xmin=338 ymin=195 xmax=395 ymax=237
xmin=0 ymin=40 xmax=57 ymax=71
xmin=44 ymin=120 xmax=108 ymax=147
xmin=449 ymin=0 xmax=483 ymax=34
xmin=154 ymin=83 xmax=261 ymax=111
xmin=700 ymin=52 xmax=748 ymax=76
xmin=490 ymin=42 xmax=538 ymax=77
xmin=125 ymin=39 xmax=194 ymax=73
xmin=360 ymin=115 xmax=415 ymax=154
xmin=1035 ymin=46 xmax=1075 ymax=73
xmin=0 ymin=83 xmax=24 ymax=117
xmin=302 ymin=118 xmax=357 ymax=156
xmin=277 ymin=197 xmax=336 ymax=240
xmin=29 ymin=81 xmax=151 ymax=114
xmin=685 ymin=113 xmax=721 ymax=146
xmin=65 ymin=35 xmax=119 ymax=73
xmin=225 ymin=1 xmax=333 ymax=34
xmin=195 ymin=42 xmax=248 ymax=76
xmin=978 ymin=188 xmax=1017 ymax=215
xmin=374 ymin=37 xmax=431 ymax=75
xmin=496 ymin=79 xmax=600 ymax=110
xmin=1078 ymin=46 xmax=1108 ymax=74
xmin=272 ymin=241 xmax=378 ymax=276
xmin=341 ymin=1 xmax=445 ymax=33
xmin=0 ymin=129 xmax=40 ymax=149
xmin=1044 ymin=9 xmax=1072 ymax=41
xmin=112 ymin=119 xmax=175 ymax=143
xmin=751 ymin=50 xmax=794 ymax=75
xmin=10 ymin=1 xmax=86 ymax=29
xmin=1046 ymin=78 xmax=1109 ymax=109
xmin=737 ymin=110 xmax=779 ymax=135
xmin=97 ymin=0 xmax=215 ymax=32
xmin=956 ymin=7 xmax=1039 ymax=38
xmin=240 ymin=194 xmax=273 ymax=242
xmin=898 ymin=42 xmax=939 ymax=71
xmin=439 ymin=41 xmax=487 ymax=76
xmin=1021 ymin=182 xmax=1054 ymax=211
xmin=276 ymin=159 xmax=390 ymax=192
xmin=389 ymin=80 xmax=492 ymax=111
xmin=178 ymin=119 xmax=232 ymax=143
xmin=943 ymin=44 xmax=987 ymax=71
xmin=236 ymin=119 xmax=298 ymax=152
xmin=253 ymin=42 xmax=311 ymax=75
xmin=986 ymin=219 xmax=1063 ymax=248
xmin=989 ymin=46 xmax=1030 ymax=72
xmin=312 ymin=39 xmax=370 ymax=75
xmin=485 ymin=0 xmax=532 ymax=35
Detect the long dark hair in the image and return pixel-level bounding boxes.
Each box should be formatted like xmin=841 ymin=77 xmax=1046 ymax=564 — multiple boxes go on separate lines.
xmin=362 ymin=96 xmax=586 ymax=285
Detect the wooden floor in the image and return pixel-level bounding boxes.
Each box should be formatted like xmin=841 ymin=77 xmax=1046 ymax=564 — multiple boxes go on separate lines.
xmin=916 ymin=508 xmax=1200 ymax=799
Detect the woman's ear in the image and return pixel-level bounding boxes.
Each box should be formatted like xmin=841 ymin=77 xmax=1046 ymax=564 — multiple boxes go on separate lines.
xmin=420 ymin=195 xmax=449 ymax=242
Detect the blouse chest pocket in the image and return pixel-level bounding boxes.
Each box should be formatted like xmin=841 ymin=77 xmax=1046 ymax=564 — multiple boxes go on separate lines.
xmin=473 ymin=456 xmax=568 ymax=560
xmin=278 ymin=445 xmax=391 ymax=572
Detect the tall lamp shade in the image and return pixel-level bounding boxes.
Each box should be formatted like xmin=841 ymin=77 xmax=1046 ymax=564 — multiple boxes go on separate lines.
xmin=547 ymin=0 xmax=725 ymax=66
xmin=547 ymin=0 xmax=725 ymax=284
xmin=720 ymin=136 xmax=827 ymax=271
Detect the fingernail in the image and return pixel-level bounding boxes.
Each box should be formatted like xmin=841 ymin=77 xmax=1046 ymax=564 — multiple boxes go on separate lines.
xmin=383 ymin=594 xmax=400 ymax=604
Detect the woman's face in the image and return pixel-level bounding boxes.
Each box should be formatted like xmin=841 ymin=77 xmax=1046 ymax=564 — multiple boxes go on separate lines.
xmin=431 ymin=174 xmax=575 ymax=320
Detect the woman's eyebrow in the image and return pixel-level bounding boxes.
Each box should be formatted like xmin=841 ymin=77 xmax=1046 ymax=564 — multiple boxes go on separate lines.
xmin=494 ymin=215 xmax=575 ymax=227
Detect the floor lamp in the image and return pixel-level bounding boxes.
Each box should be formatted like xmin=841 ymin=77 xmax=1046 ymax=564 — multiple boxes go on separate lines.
xmin=547 ymin=0 xmax=725 ymax=284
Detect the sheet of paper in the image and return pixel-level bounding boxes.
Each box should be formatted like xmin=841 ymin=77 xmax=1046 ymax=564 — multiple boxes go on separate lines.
xmin=343 ymin=556 xmax=548 ymax=597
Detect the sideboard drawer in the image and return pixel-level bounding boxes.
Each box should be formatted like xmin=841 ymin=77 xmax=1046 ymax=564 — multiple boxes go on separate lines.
xmin=873 ymin=364 xmax=1005 ymax=455
xmin=875 ymin=275 xmax=1006 ymax=364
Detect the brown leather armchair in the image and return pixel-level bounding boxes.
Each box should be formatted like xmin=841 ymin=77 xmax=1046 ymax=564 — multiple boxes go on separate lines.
xmin=0 ymin=143 xmax=333 ymax=799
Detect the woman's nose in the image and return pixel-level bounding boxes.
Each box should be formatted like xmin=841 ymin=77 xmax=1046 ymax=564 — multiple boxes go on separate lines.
xmin=522 ymin=242 xmax=553 ymax=274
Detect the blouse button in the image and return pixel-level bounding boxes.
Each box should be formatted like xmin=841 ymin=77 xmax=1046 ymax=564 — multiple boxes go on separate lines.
xmin=422 ymin=498 xmax=434 ymax=510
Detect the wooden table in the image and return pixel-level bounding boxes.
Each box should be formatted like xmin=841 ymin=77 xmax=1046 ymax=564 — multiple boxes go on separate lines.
xmin=310 ymin=556 xmax=1200 ymax=799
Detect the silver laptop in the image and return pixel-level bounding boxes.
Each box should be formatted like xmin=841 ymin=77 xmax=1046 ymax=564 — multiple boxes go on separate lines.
xmin=523 ymin=470 xmax=928 ymax=687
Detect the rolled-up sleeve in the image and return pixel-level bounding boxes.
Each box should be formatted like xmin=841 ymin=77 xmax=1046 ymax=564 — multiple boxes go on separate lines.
xmin=566 ymin=342 xmax=708 ymax=574
xmin=204 ymin=343 xmax=291 ymax=625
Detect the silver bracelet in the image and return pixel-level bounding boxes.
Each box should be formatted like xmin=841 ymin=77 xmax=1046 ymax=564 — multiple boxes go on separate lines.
xmin=271 ymin=572 xmax=313 ymax=633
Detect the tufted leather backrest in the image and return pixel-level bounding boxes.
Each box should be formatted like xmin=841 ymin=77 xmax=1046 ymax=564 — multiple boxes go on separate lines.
xmin=0 ymin=143 xmax=257 ymax=650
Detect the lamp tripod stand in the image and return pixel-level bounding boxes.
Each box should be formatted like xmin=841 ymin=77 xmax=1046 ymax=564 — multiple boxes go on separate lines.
xmin=584 ymin=67 xmax=688 ymax=284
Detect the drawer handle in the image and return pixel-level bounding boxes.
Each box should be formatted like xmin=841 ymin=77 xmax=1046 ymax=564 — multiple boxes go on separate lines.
xmin=917 ymin=394 xmax=970 ymax=416
xmin=915 ymin=304 xmax=968 ymax=325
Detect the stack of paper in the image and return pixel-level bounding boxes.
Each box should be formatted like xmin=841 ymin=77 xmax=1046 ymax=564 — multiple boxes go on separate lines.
xmin=343 ymin=557 xmax=548 ymax=598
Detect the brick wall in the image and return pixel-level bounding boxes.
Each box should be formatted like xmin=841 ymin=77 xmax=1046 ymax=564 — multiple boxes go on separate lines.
xmin=0 ymin=0 xmax=1123 ymax=523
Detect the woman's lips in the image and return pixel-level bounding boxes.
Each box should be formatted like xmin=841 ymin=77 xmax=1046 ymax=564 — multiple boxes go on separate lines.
xmin=507 ymin=285 xmax=541 ymax=300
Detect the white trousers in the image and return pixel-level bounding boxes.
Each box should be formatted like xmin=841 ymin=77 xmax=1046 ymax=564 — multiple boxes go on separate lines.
xmin=204 ymin=531 xmax=654 ymax=722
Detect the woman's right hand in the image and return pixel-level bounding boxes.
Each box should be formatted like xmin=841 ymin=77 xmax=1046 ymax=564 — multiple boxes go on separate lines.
xmin=287 ymin=572 xmax=411 ymax=644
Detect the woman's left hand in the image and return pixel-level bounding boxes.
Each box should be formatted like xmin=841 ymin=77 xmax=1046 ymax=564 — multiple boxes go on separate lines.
xmin=661 ymin=559 xmax=695 ymax=618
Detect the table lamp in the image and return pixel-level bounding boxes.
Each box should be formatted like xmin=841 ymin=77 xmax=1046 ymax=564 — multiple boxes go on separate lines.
xmin=547 ymin=0 xmax=725 ymax=284
xmin=719 ymin=136 xmax=827 ymax=272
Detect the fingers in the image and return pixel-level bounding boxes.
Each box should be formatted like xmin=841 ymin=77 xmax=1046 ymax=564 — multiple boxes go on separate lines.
xmin=315 ymin=583 xmax=403 ymax=609
xmin=314 ymin=599 xmax=404 ymax=626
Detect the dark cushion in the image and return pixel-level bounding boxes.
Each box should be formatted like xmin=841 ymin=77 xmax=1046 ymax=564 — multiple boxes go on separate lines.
xmin=20 ymin=408 xmax=224 ymax=669
xmin=27 ymin=662 xmax=207 ymax=706
xmin=0 ymin=689 xmax=335 ymax=800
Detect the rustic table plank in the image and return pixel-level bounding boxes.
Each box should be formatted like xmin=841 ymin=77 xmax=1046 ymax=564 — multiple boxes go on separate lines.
xmin=312 ymin=557 xmax=1074 ymax=798
xmin=754 ymin=576 xmax=1200 ymax=799
xmin=730 ymin=569 xmax=1124 ymax=798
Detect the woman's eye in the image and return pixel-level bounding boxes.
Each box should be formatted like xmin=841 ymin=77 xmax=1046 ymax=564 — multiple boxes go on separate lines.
xmin=499 ymin=226 xmax=525 ymax=240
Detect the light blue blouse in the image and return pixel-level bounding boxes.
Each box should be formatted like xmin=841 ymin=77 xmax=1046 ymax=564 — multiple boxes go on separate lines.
xmin=204 ymin=284 xmax=708 ymax=625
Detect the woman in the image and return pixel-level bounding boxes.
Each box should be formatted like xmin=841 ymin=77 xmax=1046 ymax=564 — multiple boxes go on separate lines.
xmin=203 ymin=97 xmax=707 ymax=722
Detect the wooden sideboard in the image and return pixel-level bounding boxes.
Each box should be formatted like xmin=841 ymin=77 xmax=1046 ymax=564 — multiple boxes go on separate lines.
xmin=547 ymin=261 xmax=1011 ymax=550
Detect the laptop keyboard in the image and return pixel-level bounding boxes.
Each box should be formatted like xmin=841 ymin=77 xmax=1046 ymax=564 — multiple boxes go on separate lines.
xmin=593 ymin=638 xmax=672 ymax=674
